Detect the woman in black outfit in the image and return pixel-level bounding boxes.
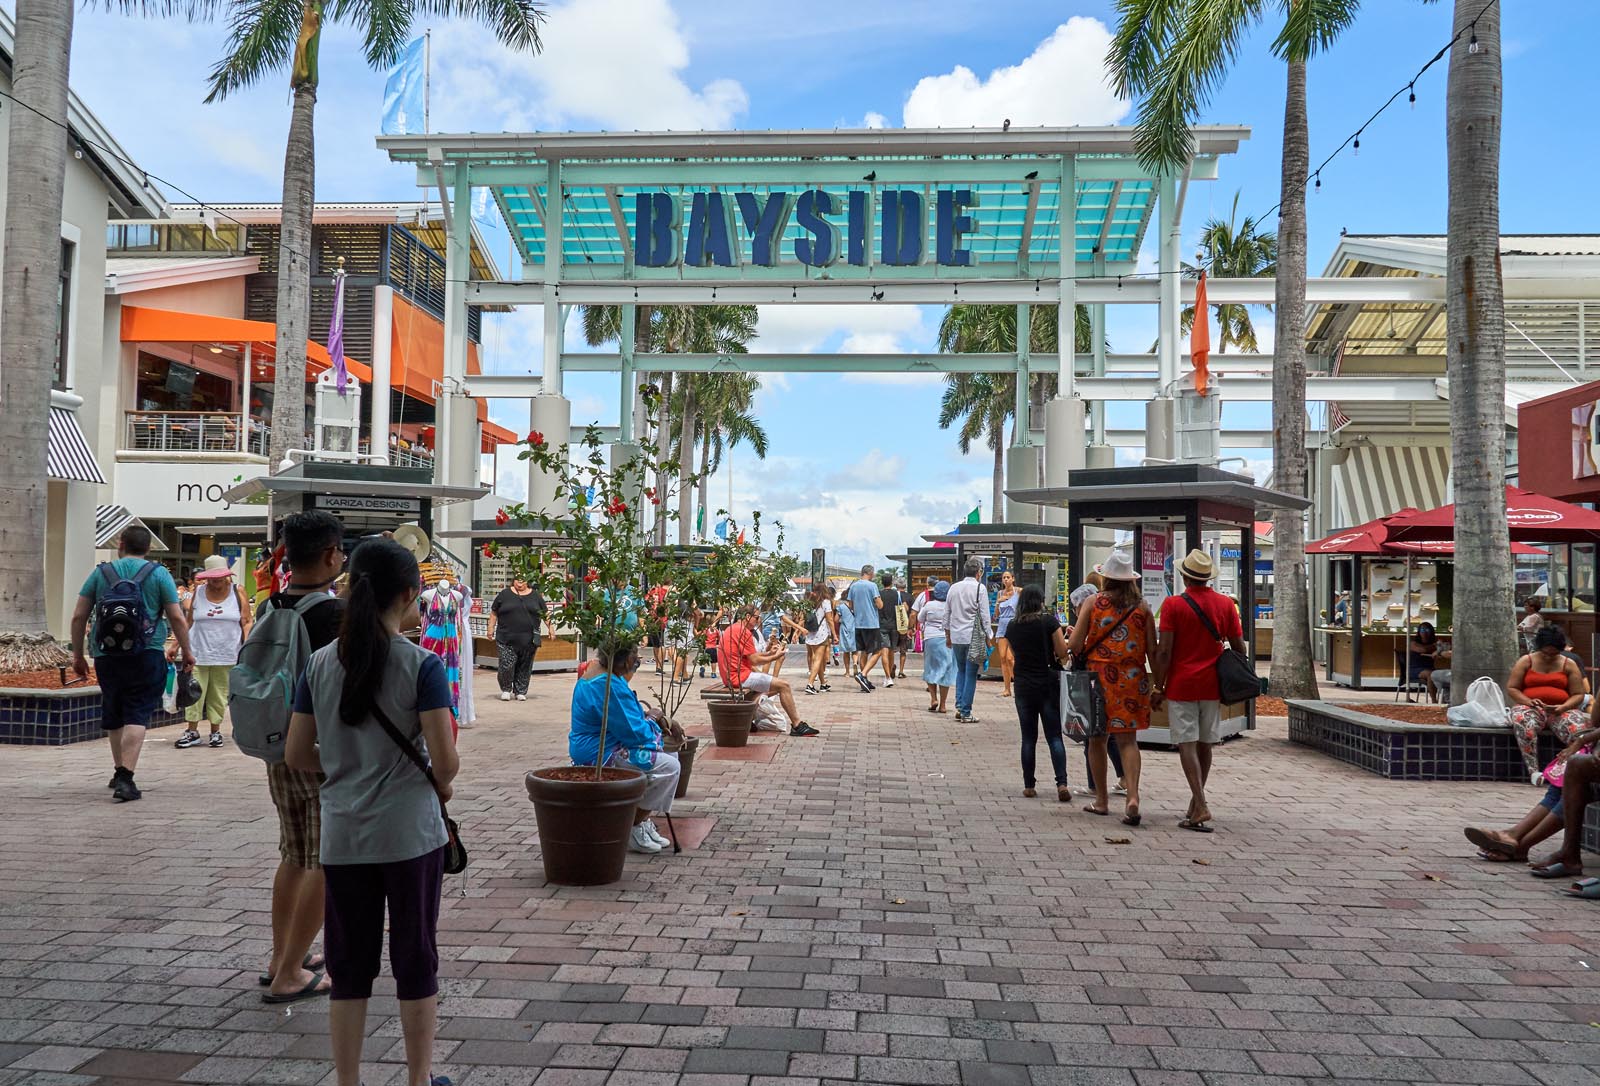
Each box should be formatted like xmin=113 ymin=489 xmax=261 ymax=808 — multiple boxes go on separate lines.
xmin=489 ymin=576 xmax=546 ymax=701
xmin=1003 ymin=585 xmax=1073 ymax=801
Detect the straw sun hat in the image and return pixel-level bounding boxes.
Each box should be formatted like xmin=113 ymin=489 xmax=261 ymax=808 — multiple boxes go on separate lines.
xmin=194 ymin=554 xmax=233 ymax=581
xmin=1179 ymin=549 xmax=1216 ymax=581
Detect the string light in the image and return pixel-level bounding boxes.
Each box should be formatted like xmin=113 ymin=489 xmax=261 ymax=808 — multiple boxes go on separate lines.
xmin=1469 ymin=25 xmax=1480 ymax=54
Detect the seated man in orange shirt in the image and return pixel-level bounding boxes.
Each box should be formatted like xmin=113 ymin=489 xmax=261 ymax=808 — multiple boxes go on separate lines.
xmin=719 ymin=605 xmax=819 ymax=737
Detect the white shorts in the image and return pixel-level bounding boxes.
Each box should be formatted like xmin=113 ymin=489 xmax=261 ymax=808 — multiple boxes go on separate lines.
xmin=740 ymin=672 xmax=775 ymax=694
xmin=1168 ymin=700 xmax=1221 ymax=745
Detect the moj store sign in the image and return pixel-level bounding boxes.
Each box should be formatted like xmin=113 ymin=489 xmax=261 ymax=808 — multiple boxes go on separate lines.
xmin=634 ymin=189 xmax=982 ymax=269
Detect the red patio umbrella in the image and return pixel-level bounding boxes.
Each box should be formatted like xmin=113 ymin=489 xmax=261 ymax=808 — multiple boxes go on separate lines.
xmin=1308 ymin=511 xmax=1544 ymax=555
xmin=1384 ymin=486 xmax=1600 ymax=544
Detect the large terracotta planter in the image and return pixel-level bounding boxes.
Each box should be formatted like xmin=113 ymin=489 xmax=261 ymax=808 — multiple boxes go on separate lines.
xmin=708 ymin=699 xmax=757 ymax=747
xmin=525 ymin=766 xmax=648 ymax=885
xmin=667 ymin=735 xmax=699 ymax=798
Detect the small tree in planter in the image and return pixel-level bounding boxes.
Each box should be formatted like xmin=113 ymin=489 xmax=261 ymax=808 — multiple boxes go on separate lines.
xmin=493 ymin=399 xmax=703 ymax=884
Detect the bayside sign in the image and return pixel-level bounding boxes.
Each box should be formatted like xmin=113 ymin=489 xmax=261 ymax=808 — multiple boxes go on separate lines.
xmin=634 ymin=189 xmax=981 ymax=269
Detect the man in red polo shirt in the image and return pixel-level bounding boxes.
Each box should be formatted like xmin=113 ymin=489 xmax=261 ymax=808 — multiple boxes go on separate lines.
xmin=1154 ymin=550 xmax=1247 ymax=832
xmin=719 ymin=605 xmax=819 ymax=737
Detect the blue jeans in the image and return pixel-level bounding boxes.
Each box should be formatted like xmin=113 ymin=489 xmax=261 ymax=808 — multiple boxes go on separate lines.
xmin=954 ymin=643 xmax=980 ymax=715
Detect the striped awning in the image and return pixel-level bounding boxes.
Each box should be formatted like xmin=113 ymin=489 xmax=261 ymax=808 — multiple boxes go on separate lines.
xmin=47 ymin=406 xmax=106 ymax=484
xmin=94 ymin=504 xmax=167 ymax=551
xmin=1333 ymin=445 xmax=1450 ymax=528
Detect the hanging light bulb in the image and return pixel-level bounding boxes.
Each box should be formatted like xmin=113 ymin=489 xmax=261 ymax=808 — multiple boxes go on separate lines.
xmin=1408 ymin=83 xmax=1416 ymax=109
xmin=1353 ymin=135 xmax=1360 ymax=156
xmin=1468 ymin=25 xmax=1479 ymax=53
xmin=1314 ymin=173 xmax=1321 ymax=193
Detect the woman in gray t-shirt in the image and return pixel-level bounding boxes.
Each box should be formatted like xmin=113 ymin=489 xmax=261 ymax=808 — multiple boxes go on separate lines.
xmin=287 ymin=539 xmax=460 ymax=1086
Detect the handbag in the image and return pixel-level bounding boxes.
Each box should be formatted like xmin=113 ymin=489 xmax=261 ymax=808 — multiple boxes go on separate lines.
xmin=1179 ymin=594 xmax=1261 ymax=706
xmin=1063 ymin=604 xmax=1139 ymax=741
xmin=371 ymin=702 xmax=468 ymax=875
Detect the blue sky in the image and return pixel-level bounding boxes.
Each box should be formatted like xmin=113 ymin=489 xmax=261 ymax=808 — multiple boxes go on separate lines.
xmin=64 ymin=0 xmax=1597 ymax=568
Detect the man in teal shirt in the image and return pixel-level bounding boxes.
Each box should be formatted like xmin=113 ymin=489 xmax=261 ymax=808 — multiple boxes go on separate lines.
xmin=71 ymin=524 xmax=194 ymax=802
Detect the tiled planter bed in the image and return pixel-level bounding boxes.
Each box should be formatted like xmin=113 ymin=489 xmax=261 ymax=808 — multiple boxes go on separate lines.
xmin=1286 ymin=700 xmax=1559 ymax=782
xmin=0 ymin=685 xmax=183 ymax=745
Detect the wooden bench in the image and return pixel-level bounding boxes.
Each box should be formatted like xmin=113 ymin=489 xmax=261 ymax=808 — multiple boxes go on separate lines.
xmin=699 ymin=684 xmax=755 ymax=703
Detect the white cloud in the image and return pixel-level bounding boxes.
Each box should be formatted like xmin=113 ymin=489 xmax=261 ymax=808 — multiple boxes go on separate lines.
xmin=753 ymin=304 xmax=927 ymax=355
xmin=902 ymin=17 xmax=1130 ymax=128
xmin=862 ymin=111 xmax=888 ymax=129
xmin=826 ymin=449 xmax=905 ymax=489
xmin=431 ymin=0 xmax=748 ymax=133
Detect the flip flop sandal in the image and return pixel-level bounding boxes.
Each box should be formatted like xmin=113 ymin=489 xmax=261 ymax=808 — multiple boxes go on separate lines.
xmin=1464 ymin=827 xmax=1517 ymax=858
xmin=1474 ymin=849 xmax=1516 ymax=863
xmin=1122 ymin=811 xmax=1143 ymax=827
xmin=1531 ymin=862 xmax=1584 ymax=879
xmin=1564 ymin=877 xmax=1600 ymax=899
xmin=261 ymin=969 xmax=329 ymax=1005
xmin=1082 ymin=805 xmax=1110 ymax=816
xmin=258 ymin=953 xmax=324 ymax=986
xmin=1178 ymin=818 xmax=1216 ymax=833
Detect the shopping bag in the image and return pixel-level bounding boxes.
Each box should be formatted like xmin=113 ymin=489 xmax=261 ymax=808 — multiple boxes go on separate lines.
xmin=1446 ymin=676 xmax=1509 ymax=727
xmin=1061 ymin=668 xmax=1106 ymax=742
xmin=161 ymin=663 xmax=178 ymax=715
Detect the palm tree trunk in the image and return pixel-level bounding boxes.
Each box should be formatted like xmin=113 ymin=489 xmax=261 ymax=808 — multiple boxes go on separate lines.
xmin=676 ymin=379 xmax=697 ymax=546
xmin=653 ymin=370 xmax=673 ymax=546
xmin=269 ymin=73 xmax=318 ymax=527
xmin=1446 ymin=0 xmax=1512 ymax=700
xmin=697 ymin=428 xmax=712 ymax=540
xmin=0 ymin=0 xmax=72 ymax=649
xmin=991 ymin=436 xmax=1005 ymax=524
xmin=1266 ymin=59 xmax=1318 ymax=700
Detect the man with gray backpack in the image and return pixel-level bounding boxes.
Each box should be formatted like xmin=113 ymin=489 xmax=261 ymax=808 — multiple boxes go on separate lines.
xmin=232 ymin=510 xmax=345 ymax=1004
xmin=71 ymin=524 xmax=194 ymax=803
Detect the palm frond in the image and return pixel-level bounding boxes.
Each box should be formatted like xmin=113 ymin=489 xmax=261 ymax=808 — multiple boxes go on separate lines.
xmin=580 ymin=305 xmax=623 ymax=348
xmin=326 ymin=0 xmax=414 ymax=68
xmin=419 ymin=0 xmax=546 ymax=50
xmin=87 ymin=0 xmax=224 ymax=17
xmin=1106 ymin=0 xmax=1182 ymax=96
xmin=1131 ymin=0 xmax=1267 ymax=172
xmin=1275 ymin=0 xmax=1362 ymax=62
xmin=203 ymin=0 xmax=303 ymax=101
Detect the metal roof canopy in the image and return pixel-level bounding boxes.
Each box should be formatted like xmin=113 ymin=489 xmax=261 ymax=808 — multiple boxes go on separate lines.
xmin=1008 ymin=465 xmax=1312 ymax=521
xmin=379 ymin=127 xmax=1249 ymax=278
xmin=921 ymin=523 xmax=1075 ymax=546
xmin=222 ymin=461 xmax=487 ymax=506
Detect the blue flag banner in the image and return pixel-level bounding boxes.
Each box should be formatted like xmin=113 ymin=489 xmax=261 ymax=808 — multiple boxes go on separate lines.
xmin=380 ymin=37 xmax=426 ymax=136
xmin=714 ymin=518 xmax=729 ymax=541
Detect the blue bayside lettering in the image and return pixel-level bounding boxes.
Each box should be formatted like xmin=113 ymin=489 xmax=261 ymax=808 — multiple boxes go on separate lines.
xmin=880 ymin=190 xmax=923 ymax=266
xmin=794 ymin=190 xmax=839 ymax=267
xmin=847 ymin=190 xmax=871 ymax=266
xmin=635 ymin=192 xmax=679 ymax=267
xmin=685 ymin=192 xmax=740 ymax=267
xmin=734 ymin=192 xmax=794 ymax=267
xmin=936 ymin=189 xmax=979 ymax=267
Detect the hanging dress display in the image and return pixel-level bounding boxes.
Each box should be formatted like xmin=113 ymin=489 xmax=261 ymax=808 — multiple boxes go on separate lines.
xmin=421 ymin=582 xmax=469 ymax=739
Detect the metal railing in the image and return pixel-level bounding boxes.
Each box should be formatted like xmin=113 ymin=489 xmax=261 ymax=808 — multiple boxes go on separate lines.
xmin=123 ymin=411 xmax=304 ymax=456
xmin=390 ymin=445 xmax=434 ymax=469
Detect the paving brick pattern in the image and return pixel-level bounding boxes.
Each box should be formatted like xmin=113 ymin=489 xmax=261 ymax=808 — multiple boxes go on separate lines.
xmin=1 ymin=668 xmax=1599 ymax=1085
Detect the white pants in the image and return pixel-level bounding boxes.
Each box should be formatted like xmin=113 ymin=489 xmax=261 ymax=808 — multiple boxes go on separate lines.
xmin=605 ymin=749 xmax=681 ymax=812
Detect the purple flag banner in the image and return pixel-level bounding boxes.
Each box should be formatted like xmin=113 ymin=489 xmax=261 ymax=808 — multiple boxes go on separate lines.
xmin=328 ymin=266 xmax=348 ymax=395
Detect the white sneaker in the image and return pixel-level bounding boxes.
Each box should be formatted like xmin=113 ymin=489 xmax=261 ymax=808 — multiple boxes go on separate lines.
xmin=516 ymin=694 xmax=527 ymax=701
xmin=642 ymin=819 xmax=671 ymax=848
xmin=628 ymin=824 xmax=662 ymax=854
xmin=885 ymin=679 xmax=895 ymax=688
xmin=499 ymin=692 xmax=511 ymax=702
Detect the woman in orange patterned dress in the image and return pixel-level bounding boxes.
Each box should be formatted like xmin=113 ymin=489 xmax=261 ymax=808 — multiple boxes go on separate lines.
xmin=1066 ymin=551 xmax=1154 ymax=826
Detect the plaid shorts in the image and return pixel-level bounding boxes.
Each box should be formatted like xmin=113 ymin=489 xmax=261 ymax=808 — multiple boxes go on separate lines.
xmin=266 ymin=761 xmax=325 ymax=869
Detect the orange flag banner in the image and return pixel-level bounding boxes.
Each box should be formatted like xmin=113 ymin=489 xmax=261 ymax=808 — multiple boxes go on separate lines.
xmin=1191 ymin=271 xmax=1211 ymax=397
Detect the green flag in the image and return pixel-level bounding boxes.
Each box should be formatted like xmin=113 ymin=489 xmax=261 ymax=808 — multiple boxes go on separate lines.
xmin=964 ymin=506 xmax=981 ymax=525
xmin=696 ymin=505 xmax=705 ymax=536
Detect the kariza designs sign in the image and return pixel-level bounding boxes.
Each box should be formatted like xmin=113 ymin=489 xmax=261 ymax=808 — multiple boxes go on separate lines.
xmin=635 ymin=189 xmax=982 ymax=269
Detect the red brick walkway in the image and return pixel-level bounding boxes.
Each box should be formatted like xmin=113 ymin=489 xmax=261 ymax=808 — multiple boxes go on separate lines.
xmin=0 ymin=669 xmax=1597 ymax=1085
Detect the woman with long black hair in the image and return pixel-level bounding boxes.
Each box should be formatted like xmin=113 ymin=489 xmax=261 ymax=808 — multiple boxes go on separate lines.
xmin=1002 ymin=584 xmax=1073 ymax=801
xmin=286 ymin=538 xmax=461 ymax=1086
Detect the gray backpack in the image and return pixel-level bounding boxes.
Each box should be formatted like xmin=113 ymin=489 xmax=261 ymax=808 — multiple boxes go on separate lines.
xmin=229 ymin=594 xmax=327 ymax=763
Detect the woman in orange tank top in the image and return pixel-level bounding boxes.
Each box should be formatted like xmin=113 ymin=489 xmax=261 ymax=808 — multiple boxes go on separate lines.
xmin=1508 ymin=624 xmax=1592 ymax=781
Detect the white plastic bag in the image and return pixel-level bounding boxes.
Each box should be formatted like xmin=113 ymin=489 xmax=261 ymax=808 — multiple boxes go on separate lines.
xmin=1446 ymin=676 xmax=1509 ymax=728
xmin=753 ymin=695 xmax=787 ymax=731
xmin=161 ymin=662 xmax=178 ymax=715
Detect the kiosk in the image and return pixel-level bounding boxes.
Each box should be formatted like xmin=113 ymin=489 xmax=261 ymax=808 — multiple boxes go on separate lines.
xmin=221 ymin=461 xmax=487 ymax=544
xmin=437 ymin=522 xmax=581 ymax=672
xmin=1008 ymin=465 xmax=1311 ymax=745
xmin=886 ymin=547 xmax=960 ymax=604
xmin=917 ymin=524 xmax=1075 ymax=622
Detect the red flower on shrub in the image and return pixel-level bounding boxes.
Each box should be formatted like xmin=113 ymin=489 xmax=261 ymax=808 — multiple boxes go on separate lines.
xmin=527 ymin=429 xmax=545 ymax=447
xmin=608 ymin=498 xmax=627 ymax=517
xmin=494 ymin=508 xmax=509 ymax=526
xmin=481 ymin=543 xmax=495 ymax=558
xmin=583 ymin=570 xmax=599 ymax=584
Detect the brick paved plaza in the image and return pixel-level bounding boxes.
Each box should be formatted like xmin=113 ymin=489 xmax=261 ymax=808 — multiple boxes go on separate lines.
xmin=1 ymin=670 xmax=1598 ymax=1086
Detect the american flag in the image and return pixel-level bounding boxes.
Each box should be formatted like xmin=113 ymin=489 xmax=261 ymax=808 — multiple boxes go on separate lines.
xmin=1327 ymin=340 xmax=1351 ymax=433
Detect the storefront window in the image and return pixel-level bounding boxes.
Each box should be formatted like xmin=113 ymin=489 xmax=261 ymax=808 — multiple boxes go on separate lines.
xmin=135 ymin=352 xmax=235 ymax=413
xmin=54 ymin=240 xmax=73 ymax=390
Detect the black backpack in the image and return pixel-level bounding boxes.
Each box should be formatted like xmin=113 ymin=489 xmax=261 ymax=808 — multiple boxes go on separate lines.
xmin=804 ymin=607 xmax=821 ymax=634
xmin=93 ymin=561 xmax=159 ymax=655
xmin=1179 ymin=594 xmax=1261 ymax=706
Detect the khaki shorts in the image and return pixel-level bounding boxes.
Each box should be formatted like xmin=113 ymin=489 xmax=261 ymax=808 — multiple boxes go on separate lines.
xmin=266 ymin=761 xmax=325 ymax=869
xmin=1168 ymin=700 xmax=1222 ymax=745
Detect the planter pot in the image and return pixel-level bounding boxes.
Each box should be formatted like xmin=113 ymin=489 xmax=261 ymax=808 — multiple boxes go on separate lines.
xmin=525 ymin=766 xmax=649 ymax=885
xmin=667 ymin=735 xmax=699 ymax=798
xmin=709 ymin=699 xmax=757 ymax=747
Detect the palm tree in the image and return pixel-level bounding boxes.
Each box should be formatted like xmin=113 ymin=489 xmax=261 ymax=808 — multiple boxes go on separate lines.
xmin=0 ymin=0 xmax=188 ymax=669
xmin=203 ymin=0 xmax=545 ymax=504
xmin=1108 ymin=0 xmax=1355 ymax=701
xmin=579 ymin=305 xmax=759 ymax=543
xmin=1182 ymin=193 xmax=1277 ymax=353
xmin=936 ymin=304 xmax=1092 ymax=520
xmin=689 ymin=374 xmax=768 ymax=538
xmin=1445 ymin=0 xmax=1511 ymax=698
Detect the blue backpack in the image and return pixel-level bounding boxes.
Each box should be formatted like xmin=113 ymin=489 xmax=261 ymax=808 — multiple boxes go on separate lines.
xmin=94 ymin=561 xmax=159 ymax=655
